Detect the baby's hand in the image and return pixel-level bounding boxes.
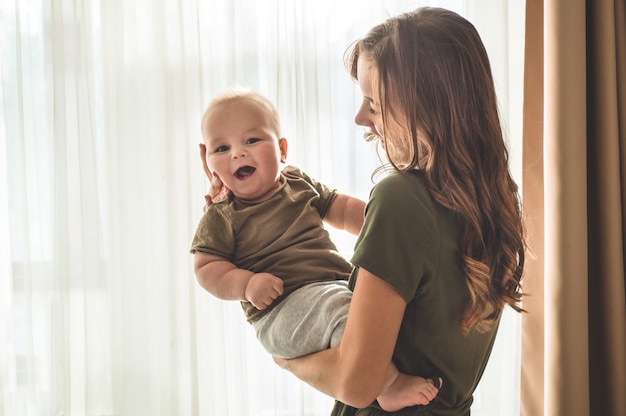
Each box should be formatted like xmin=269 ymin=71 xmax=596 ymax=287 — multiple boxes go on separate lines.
xmin=245 ymin=273 xmax=284 ymax=310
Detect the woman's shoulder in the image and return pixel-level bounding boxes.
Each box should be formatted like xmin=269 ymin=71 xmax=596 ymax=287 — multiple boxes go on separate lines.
xmin=371 ymin=170 xmax=429 ymax=199
xmin=378 ymin=168 xmax=425 ymax=183
xmin=366 ymin=170 xmax=442 ymax=221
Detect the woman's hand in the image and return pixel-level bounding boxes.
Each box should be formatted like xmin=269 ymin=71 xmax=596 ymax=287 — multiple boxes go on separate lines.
xmin=199 ymin=143 xmax=230 ymax=210
xmin=271 ymin=268 xmax=407 ymax=409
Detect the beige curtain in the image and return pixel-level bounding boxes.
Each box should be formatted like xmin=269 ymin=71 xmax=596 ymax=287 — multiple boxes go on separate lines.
xmin=521 ymin=0 xmax=626 ymax=415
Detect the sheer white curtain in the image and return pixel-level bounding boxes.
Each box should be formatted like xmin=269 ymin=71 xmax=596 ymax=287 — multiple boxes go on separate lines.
xmin=0 ymin=0 xmax=524 ymax=415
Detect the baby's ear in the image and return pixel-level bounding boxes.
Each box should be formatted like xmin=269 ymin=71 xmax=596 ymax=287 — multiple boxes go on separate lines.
xmin=279 ymin=138 xmax=288 ymax=162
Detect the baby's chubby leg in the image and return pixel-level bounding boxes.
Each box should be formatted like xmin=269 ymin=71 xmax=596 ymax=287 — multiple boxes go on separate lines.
xmin=253 ymin=281 xmax=351 ymax=358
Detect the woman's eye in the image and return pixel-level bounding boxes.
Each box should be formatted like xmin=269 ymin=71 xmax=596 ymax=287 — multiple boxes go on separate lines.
xmin=215 ymin=145 xmax=229 ymax=152
xmin=246 ymin=137 xmax=261 ymax=144
xmin=369 ymin=108 xmax=379 ymax=116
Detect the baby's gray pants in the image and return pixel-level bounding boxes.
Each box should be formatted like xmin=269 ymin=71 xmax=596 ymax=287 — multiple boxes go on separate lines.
xmin=251 ymin=280 xmax=351 ymax=359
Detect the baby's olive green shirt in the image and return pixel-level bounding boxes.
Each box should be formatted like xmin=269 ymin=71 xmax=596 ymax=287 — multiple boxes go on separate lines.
xmin=190 ymin=166 xmax=352 ymax=323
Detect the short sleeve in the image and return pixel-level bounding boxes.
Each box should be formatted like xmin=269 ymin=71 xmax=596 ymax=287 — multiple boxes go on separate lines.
xmin=282 ymin=166 xmax=338 ymax=219
xmin=351 ymin=172 xmax=440 ymax=302
xmin=189 ymin=206 xmax=236 ymax=260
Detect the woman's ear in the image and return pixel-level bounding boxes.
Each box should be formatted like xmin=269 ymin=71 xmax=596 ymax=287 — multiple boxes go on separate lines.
xmin=279 ymin=138 xmax=288 ymax=162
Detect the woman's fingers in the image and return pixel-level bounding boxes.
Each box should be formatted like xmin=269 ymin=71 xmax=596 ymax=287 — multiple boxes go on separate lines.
xmin=199 ymin=143 xmax=212 ymax=180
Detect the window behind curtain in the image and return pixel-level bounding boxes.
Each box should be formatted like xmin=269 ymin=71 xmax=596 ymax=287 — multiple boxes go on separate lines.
xmin=0 ymin=1 xmax=524 ymax=415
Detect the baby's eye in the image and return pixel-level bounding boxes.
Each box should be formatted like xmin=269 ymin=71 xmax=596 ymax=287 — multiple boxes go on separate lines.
xmin=215 ymin=145 xmax=229 ymax=153
xmin=246 ymin=137 xmax=261 ymax=144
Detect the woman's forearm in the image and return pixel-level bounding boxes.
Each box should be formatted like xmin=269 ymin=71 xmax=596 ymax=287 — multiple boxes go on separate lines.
xmin=275 ymin=269 xmax=406 ymax=408
xmin=275 ymin=348 xmax=342 ymax=398
xmin=275 ymin=347 xmax=381 ymax=409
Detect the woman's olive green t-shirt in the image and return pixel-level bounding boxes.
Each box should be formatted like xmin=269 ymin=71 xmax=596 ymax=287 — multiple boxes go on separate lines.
xmin=332 ymin=170 xmax=500 ymax=416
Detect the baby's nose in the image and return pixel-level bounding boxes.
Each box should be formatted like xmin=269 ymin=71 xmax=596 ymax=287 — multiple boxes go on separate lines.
xmin=232 ymin=147 xmax=247 ymax=158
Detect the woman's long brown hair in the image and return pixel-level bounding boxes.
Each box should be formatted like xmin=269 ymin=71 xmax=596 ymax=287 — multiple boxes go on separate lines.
xmin=347 ymin=7 xmax=526 ymax=334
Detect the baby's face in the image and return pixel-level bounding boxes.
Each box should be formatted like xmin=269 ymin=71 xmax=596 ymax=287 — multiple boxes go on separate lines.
xmin=202 ymin=100 xmax=286 ymax=202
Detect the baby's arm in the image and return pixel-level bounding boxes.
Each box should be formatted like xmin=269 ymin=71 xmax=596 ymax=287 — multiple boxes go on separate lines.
xmin=194 ymin=252 xmax=284 ymax=310
xmin=324 ymin=194 xmax=366 ymax=236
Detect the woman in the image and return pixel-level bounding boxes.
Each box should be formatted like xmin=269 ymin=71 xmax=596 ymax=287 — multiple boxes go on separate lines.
xmin=275 ymin=7 xmax=526 ymax=416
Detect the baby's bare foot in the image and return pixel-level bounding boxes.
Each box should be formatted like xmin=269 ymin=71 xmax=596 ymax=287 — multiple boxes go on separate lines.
xmin=377 ymin=375 xmax=442 ymax=412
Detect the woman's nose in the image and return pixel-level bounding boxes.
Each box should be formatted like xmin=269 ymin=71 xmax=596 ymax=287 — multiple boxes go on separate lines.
xmin=354 ymin=103 xmax=373 ymax=128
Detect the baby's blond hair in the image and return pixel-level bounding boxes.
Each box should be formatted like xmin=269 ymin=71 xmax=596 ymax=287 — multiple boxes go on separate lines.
xmin=201 ymin=87 xmax=281 ymax=139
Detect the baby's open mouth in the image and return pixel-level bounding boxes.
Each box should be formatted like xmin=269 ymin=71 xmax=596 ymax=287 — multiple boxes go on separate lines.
xmin=235 ymin=166 xmax=255 ymax=179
